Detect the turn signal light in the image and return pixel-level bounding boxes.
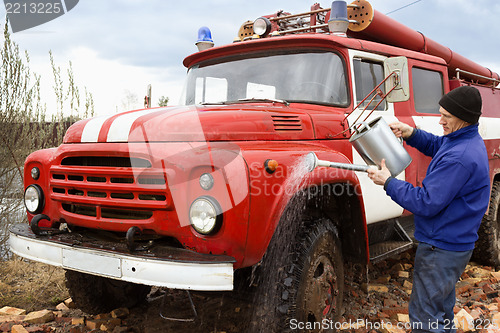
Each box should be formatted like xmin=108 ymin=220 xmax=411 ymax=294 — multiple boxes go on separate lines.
xmin=264 ymin=159 xmax=279 ymax=174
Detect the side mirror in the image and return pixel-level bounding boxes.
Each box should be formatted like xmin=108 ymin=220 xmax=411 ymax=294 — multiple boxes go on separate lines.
xmin=384 ymin=56 xmax=410 ymax=102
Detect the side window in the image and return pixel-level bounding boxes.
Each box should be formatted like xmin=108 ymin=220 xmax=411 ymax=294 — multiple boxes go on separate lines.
xmin=412 ymin=67 xmax=443 ymax=114
xmin=353 ymin=58 xmax=386 ymax=110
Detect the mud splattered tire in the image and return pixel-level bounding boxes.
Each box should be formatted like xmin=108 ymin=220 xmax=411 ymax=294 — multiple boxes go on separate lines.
xmin=474 ymin=181 xmax=500 ymax=267
xmin=250 ymin=218 xmax=343 ymax=332
xmin=295 ymin=222 xmax=344 ymax=327
xmin=65 ymin=270 xmax=151 ymax=314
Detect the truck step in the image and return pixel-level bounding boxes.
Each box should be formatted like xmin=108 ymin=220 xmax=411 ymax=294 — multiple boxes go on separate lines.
xmin=368 ymin=219 xmax=414 ymax=263
xmin=369 ymin=240 xmax=413 ymax=263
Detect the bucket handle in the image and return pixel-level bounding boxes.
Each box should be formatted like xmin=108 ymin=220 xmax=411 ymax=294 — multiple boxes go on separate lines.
xmin=353 ymin=121 xmax=371 ymax=134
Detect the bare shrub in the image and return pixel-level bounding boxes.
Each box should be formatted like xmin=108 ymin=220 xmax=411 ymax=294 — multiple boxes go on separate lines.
xmin=0 ymin=21 xmax=94 ymax=258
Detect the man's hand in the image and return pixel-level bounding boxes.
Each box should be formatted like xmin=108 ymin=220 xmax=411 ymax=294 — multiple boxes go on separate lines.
xmin=389 ymin=121 xmax=414 ymax=139
xmin=367 ymin=159 xmax=392 ymax=186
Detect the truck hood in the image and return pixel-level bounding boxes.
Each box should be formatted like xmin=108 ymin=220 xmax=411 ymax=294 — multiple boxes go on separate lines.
xmin=63 ymin=104 xmax=330 ymax=143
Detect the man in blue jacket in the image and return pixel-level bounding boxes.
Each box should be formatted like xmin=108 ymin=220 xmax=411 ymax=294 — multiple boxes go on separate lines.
xmin=367 ymin=86 xmax=490 ymax=332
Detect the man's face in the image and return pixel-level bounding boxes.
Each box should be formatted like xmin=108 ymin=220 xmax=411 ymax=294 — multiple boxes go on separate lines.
xmin=438 ymin=107 xmax=469 ymax=135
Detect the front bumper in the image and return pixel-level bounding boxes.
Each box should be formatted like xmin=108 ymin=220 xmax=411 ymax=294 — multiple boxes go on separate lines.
xmin=9 ymin=224 xmax=235 ymax=291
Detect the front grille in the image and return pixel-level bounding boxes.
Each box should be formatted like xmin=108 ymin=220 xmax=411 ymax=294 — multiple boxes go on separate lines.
xmin=61 ymin=156 xmax=152 ymax=168
xmin=61 ymin=204 xmax=154 ymax=220
xmin=50 ymin=156 xmax=170 ymax=221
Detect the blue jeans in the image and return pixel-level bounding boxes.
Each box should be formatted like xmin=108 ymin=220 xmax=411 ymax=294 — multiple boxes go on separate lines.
xmin=409 ymin=243 xmax=473 ymax=333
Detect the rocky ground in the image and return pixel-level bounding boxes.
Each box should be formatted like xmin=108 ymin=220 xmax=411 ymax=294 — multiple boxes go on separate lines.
xmin=2 ymin=249 xmax=500 ymax=332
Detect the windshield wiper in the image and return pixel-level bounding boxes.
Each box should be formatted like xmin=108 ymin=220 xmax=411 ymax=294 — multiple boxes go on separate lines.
xmin=200 ymin=101 xmax=231 ymax=105
xmin=237 ymin=98 xmax=289 ymax=106
xmin=201 ymin=98 xmax=289 ymax=107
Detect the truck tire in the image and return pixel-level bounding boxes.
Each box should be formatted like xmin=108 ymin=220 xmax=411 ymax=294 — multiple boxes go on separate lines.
xmin=474 ymin=181 xmax=500 ymax=267
xmin=250 ymin=217 xmax=343 ymax=332
xmin=65 ymin=270 xmax=151 ymax=314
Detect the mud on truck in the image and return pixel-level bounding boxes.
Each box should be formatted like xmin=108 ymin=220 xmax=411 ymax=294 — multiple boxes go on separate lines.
xmin=9 ymin=0 xmax=500 ymax=331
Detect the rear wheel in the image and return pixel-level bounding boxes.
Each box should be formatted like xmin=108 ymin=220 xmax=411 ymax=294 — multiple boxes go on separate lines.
xmin=474 ymin=181 xmax=500 ymax=267
xmin=250 ymin=217 xmax=343 ymax=332
xmin=65 ymin=270 xmax=151 ymax=314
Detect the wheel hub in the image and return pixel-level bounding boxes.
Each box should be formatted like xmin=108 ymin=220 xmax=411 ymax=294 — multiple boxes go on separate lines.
xmin=302 ymin=254 xmax=337 ymax=323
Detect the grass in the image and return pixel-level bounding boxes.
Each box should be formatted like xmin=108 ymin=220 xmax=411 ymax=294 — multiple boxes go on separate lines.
xmin=0 ymin=256 xmax=69 ymax=312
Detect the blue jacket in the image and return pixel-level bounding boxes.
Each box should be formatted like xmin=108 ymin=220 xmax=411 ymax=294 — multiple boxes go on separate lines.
xmin=385 ymin=123 xmax=490 ymax=251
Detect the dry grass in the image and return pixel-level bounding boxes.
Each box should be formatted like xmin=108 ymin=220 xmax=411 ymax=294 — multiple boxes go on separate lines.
xmin=0 ymin=256 xmax=69 ymax=312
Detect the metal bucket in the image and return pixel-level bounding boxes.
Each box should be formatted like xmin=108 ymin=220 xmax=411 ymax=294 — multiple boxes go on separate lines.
xmin=349 ymin=116 xmax=412 ymax=177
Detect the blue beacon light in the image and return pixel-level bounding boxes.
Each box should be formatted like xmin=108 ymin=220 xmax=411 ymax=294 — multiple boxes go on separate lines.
xmin=328 ymin=1 xmax=349 ymax=36
xmin=196 ymin=26 xmax=214 ymax=51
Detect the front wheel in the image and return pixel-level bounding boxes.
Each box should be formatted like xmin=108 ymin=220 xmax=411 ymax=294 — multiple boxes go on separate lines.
xmin=250 ymin=217 xmax=344 ymax=332
xmin=65 ymin=270 xmax=151 ymax=314
xmin=295 ymin=223 xmax=344 ymax=326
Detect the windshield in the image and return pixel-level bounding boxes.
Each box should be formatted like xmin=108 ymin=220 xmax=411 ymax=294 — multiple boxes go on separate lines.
xmin=180 ymin=51 xmax=349 ymax=107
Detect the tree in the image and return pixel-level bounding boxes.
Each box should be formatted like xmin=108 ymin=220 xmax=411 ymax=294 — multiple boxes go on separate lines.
xmin=120 ymin=90 xmax=139 ymax=111
xmin=50 ymin=50 xmax=94 ymax=142
xmin=158 ymin=95 xmax=169 ymax=107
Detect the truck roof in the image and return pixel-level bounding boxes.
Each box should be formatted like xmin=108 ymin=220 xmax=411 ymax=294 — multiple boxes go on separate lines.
xmin=183 ymin=33 xmax=446 ymax=69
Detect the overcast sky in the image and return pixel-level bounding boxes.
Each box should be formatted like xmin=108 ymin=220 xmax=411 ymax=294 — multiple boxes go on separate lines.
xmin=1 ymin=0 xmax=500 ymax=117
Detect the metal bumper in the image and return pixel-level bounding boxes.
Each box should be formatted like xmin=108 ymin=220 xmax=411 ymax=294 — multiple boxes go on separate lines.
xmin=9 ymin=224 xmax=235 ymax=291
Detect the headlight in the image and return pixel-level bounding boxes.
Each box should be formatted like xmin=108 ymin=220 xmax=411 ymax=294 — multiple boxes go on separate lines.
xmin=30 ymin=167 xmax=40 ymax=180
xmin=189 ymin=196 xmax=222 ymax=235
xmin=199 ymin=173 xmax=214 ymax=190
xmin=24 ymin=185 xmax=44 ymax=214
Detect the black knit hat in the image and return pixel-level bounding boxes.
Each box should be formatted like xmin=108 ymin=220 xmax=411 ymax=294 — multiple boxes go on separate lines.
xmin=438 ymin=86 xmax=482 ymax=124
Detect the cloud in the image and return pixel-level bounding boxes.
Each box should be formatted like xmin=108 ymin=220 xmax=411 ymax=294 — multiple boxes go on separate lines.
xmin=5 ymin=0 xmax=340 ymax=67
xmin=372 ymin=0 xmax=500 ymax=76
xmin=65 ymin=47 xmax=185 ymax=111
xmin=28 ymin=46 xmax=186 ymax=116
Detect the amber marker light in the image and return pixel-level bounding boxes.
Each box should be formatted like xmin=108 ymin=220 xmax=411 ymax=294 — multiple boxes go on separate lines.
xmin=264 ymin=159 xmax=279 ymax=174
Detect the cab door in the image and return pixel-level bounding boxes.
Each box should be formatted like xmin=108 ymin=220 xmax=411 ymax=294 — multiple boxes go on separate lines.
xmin=407 ymin=61 xmax=446 ymax=186
xmin=348 ymin=50 xmax=404 ymax=224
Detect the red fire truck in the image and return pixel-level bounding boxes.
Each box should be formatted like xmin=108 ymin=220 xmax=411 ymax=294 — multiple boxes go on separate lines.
xmin=10 ymin=0 xmax=500 ymax=330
